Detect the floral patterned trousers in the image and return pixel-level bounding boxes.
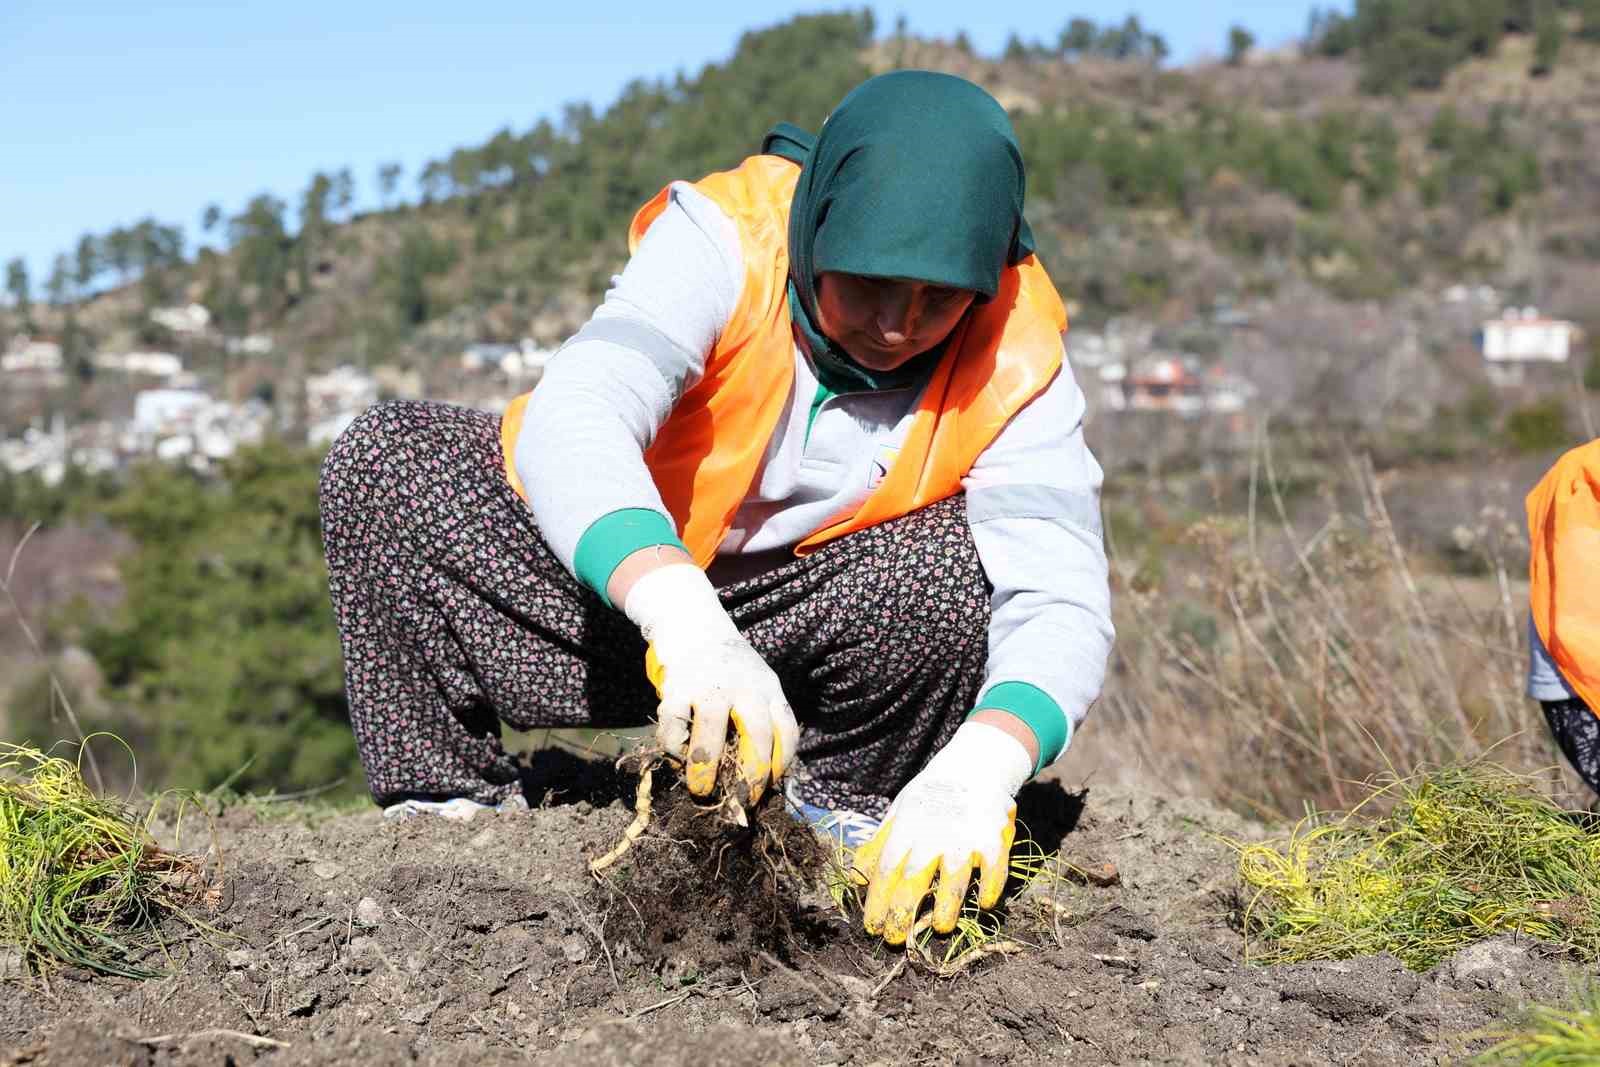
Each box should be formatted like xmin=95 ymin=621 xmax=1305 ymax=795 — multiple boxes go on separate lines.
xmin=318 ymin=401 xmax=991 ymax=817
xmin=1543 ymin=698 xmax=1600 ymax=797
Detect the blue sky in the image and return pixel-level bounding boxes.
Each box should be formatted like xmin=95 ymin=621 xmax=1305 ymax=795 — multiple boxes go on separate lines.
xmin=1 ymin=2 xmax=1340 ymax=285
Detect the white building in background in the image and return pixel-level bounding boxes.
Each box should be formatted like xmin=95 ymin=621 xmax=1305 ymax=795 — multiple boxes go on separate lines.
xmin=1 ymin=338 xmax=63 ymax=372
xmin=1068 ymin=331 xmax=1115 ymax=371
xmin=1444 ymin=284 xmax=1499 ymax=306
xmin=95 ymin=351 xmax=185 ymax=378
xmin=461 ymin=339 xmax=557 ymax=379
xmin=132 ymin=388 xmax=212 ymax=435
xmin=372 ymin=363 xmax=423 ymax=400
xmin=126 ymin=389 xmax=270 ymax=468
xmin=308 ymin=410 xmax=362 ymax=447
xmin=1481 ymin=307 xmax=1582 ymax=387
xmin=1097 ymin=356 xmax=1257 ymax=417
xmin=503 ymin=339 xmax=556 ymax=378
xmin=305 ymin=364 xmax=379 ymax=419
xmin=149 ymin=303 xmax=212 ymax=335
xmin=461 ymin=342 xmax=518 ymax=371
xmin=1482 ymin=308 xmax=1578 ymax=362
xmin=224 ymin=333 xmax=274 ymax=356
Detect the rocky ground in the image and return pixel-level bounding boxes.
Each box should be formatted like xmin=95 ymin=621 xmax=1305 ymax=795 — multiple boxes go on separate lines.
xmin=0 ymin=755 xmax=1582 ymax=1067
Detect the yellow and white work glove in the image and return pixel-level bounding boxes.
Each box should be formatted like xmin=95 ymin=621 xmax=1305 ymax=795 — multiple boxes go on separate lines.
xmin=852 ymin=721 xmax=1033 ymax=945
xmin=622 ymin=563 xmax=800 ymax=804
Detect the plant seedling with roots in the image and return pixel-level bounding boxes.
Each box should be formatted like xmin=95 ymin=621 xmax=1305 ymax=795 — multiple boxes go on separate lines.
xmin=589 ymin=736 xmax=1073 ymax=978
xmin=0 ymin=741 xmax=220 ymax=979
xmin=585 ymin=740 xmax=835 ymax=969
xmin=589 ymin=744 xmax=755 ymax=876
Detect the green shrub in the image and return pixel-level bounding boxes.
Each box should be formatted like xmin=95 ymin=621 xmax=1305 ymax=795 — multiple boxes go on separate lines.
xmin=1504 ymin=399 xmax=1572 ymax=453
xmin=82 ymin=444 xmax=357 ymax=796
xmin=1169 ymin=601 xmax=1220 ymax=652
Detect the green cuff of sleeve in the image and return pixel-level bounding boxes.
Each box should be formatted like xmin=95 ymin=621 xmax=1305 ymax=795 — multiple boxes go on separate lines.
xmin=573 ymin=508 xmax=688 ymax=608
xmin=970 ymin=681 xmax=1070 ymax=776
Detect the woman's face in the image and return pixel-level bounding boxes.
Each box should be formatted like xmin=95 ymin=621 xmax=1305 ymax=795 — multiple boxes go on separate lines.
xmin=814 ymin=271 xmax=976 ymax=372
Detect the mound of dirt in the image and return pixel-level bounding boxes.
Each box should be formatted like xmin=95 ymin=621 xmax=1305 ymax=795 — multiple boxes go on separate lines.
xmin=0 ymin=773 xmax=1582 ymax=1066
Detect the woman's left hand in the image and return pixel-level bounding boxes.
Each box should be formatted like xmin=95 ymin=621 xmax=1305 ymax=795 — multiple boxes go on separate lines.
xmin=850 ymin=721 xmax=1033 ymax=945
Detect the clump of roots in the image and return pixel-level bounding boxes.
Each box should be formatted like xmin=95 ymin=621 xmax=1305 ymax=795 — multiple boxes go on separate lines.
xmin=587 ymin=746 xmax=835 ymax=966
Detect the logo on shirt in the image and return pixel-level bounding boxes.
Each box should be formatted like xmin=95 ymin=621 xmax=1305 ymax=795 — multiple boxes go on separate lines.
xmin=868 ymin=445 xmax=899 ymax=490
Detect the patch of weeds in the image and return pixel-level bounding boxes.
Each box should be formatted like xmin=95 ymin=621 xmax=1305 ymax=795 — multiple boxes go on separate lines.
xmin=1233 ymin=766 xmax=1600 ymax=971
xmin=1476 ymin=985 xmax=1600 ymax=1064
xmin=1504 ymin=399 xmax=1573 ymax=454
xmin=0 ymin=740 xmax=219 ymax=978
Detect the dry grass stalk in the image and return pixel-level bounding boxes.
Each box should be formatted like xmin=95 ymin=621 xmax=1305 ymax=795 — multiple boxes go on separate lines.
xmin=2 ymin=522 xmax=104 ymax=794
xmin=1100 ymin=433 xmax=1550 ymax=820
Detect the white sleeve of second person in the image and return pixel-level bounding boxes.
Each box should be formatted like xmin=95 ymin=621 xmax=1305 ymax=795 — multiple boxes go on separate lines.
xmin=1528 ymin=617 xmax=1578 ymax=702
xmin=512 ymin=184 xmax=744 ymax=570
xmin=962 ymin=354 xmax=1115 ymax=759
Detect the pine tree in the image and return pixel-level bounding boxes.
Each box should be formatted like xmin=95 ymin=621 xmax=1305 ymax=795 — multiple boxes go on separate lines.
xmin=1227 ymin=25 xmax=1256 ymax=65
xmin=1531 ymin=6 xmax=1563 ymax=76
xmin=5 ymin=257 xmax=31 ymax=329
xmin=1580 ymin=0 xmax=1600 ymax=41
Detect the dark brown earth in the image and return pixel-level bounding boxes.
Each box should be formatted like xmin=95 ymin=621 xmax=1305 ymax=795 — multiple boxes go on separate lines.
xmin=0 ymin=757 xmax=1582 ymax=1067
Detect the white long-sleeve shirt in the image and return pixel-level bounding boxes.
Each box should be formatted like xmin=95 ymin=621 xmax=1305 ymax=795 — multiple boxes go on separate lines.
xmin=512 ymin=182 xmax=1113 ymax=762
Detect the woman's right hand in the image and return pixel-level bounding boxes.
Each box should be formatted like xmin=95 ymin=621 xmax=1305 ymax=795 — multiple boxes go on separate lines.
xmin=623 ymin=563 xmax=799 ymax=804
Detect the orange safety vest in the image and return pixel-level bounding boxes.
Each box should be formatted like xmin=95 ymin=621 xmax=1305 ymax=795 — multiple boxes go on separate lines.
xmin=500 ymin=154 xmax=1067 ymax=567
xmin=1527 ymin=438 xmax=1600 ymax=715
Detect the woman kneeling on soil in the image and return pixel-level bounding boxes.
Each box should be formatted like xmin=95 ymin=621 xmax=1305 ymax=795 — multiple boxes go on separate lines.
xmin=319 ymin=71 xmax=1114 ymax=945
xmin=1527 ymin=438 xmax=1600 ymax=799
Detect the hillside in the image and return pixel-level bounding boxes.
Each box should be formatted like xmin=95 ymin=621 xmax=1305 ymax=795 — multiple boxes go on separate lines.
xmin=8 ymin=10 xmax=1598 ymax=409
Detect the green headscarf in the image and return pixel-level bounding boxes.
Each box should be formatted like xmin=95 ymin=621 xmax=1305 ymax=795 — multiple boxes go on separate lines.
xmin=762 ymin=70 xmax=1035 ymax=392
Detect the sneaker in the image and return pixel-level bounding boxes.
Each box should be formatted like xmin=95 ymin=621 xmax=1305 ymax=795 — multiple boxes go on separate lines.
xmin=784 ymin=780 xmax=881 ymax=847
xmin=382 ymin=794 xmax=529 ymax=822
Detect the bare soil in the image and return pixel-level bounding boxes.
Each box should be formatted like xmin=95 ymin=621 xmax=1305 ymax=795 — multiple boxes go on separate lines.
xmin=0 ymin=757 xmax=1584 ymax=1066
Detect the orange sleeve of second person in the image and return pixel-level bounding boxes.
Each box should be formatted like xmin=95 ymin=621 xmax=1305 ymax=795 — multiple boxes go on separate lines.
xmin=1528 ymin=439 xmax=1600 ymax=715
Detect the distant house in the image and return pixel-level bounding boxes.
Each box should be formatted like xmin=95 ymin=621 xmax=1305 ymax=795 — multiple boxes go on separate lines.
xmin=309 ymin=410 xmax=362 ymax=447
xmin=95 ymin=351 xmax=185 ymax=378
xmin=461 ymin=339 xmax=556 ymax=379
xmin=224 ymin=334 xmax=275 ymax=356
xmin=133 ymin=388 xmax=211 ymax=434
xmin=461 ymin=343 xmax=518 ymax=371
xmin=372 ymin=363 xmax=424 ymax=400
xmin=1480 ymin=307 xmax=1581 ymax=386
xmin=1444 ymin=283 xmax=1498 ymax=306
xmin=1482 ymin=308 xmax=1578 ymax=362
xmin=1125 ymin=357 xmax=1207 ymax=415
xmin=305 ymin=365 xmax=379 ymax=419
xmin=1068 ymin=332 xmax=1115 ymax=370
xmin=149 ymin=303 xmax=211 ymax=336
xmin=1 ymin=338 xmax=63 ymax=373
xmin=1100 ymin=356 xmax=1257 ymax=417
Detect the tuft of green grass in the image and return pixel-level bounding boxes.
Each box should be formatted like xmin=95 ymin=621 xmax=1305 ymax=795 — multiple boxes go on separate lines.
xmin=1234 ymin=766 xmax=1600 ymax=971
xmin=0 ymin=741 xmax=218 ymax=979
xmin=1476 ymin=986 xmax=1600 ymax=1065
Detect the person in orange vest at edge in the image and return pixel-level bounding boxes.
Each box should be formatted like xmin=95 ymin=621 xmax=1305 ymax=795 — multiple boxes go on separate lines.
xmin=1527 ymin=438 xmax=1600 ymax=799
xmin=317 ymin=71 xmax=1114 ymax=947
